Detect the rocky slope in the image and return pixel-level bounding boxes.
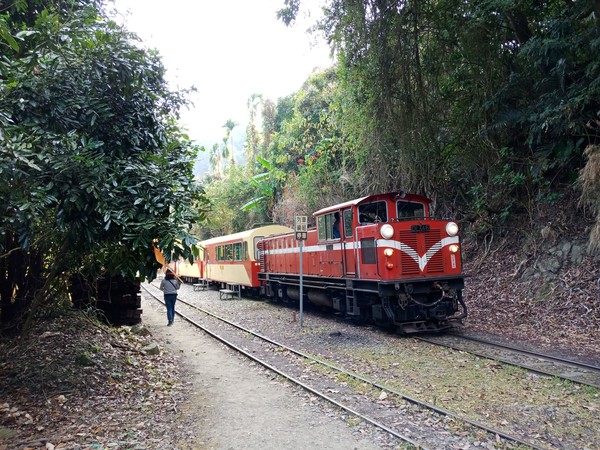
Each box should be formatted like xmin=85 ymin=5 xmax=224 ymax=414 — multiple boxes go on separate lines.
xmin=462 ymin=191 xmax=599 ymax=362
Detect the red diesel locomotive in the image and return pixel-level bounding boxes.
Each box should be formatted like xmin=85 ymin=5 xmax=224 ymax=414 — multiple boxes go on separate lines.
xmin=176 ymin=191 xmax=467 ymax=333
xmin=258 ymin=192 xmax=466 ymax=333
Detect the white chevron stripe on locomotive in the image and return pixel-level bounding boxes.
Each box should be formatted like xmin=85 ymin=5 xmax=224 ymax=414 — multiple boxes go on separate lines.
xmin=262 ymin=236 xmax=458 ymax=272
xmin=380 ymin=236 xmax=459 ymax=271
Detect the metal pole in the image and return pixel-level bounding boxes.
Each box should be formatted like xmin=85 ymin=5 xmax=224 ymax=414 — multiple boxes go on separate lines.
xmin=299 ymin=239 xmax=304 ymax=327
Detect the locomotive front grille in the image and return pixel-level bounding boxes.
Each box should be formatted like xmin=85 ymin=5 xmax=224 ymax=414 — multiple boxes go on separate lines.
xmin=399 ymin=231 xmax=420 ymax=275
xmin=400 ymin=228 xmax=445 ymax=274
xmin=424 ymin=230 xmax=444 ymax=273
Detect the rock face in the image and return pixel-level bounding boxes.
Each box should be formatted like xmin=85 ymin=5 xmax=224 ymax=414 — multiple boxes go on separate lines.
xmin=521 ymin=238 xmax=590 ymax=281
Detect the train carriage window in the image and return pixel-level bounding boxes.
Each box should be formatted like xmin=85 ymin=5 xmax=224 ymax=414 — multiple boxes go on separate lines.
xmin=233 ymin=242 xmax=242 ymax=261
xmin=343 ymin=209 xmax=353 ymax=238
xmin=358 ymin=201 xmax=388 ymax=224
xmin=397 ymin=201 xmax=425 ymax=219
xmin=225 ymin=244 xmax=233 ymax=261
xmin=243 ymin=241 xmax=248 ymax=260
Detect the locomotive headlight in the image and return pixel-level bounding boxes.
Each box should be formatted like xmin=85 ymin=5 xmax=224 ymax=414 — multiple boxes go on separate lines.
xmin=380 ymin=224 xmax=394 ymax=239
xmin=449 ymin=244 xmax=459 ymax=253
xmin=384 ymin=248 xmax=394 ymax=257
xmin=446 ymin=222 xmax=459 ymax=236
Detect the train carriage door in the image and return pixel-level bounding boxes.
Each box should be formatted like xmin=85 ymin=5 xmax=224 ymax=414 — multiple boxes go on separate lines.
xmin=252 ymin=236 xmax=263 ymax=262
xmin=200 ymin=246 xmax=206 ymax=279
xmin=342 ymin=208 xmax=356 ymax=277
xmin=316 ymin=213 xmax=343 ymax=277
xmin=356 ymin=200 xmax=388 ymax=279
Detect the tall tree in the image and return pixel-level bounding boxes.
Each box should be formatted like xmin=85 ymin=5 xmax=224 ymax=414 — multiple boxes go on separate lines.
xmin=222 ymin=119 xmax=238 ymax=170
xmin=209 ymin=142 xmax=223 ymax=179
xmin=260 ymin=98 xmax=277 ymax=154
xmin=0 ymin=0 xmax=209 ymax=333
xmin=245 ymin=93 xmax=263 ymax=174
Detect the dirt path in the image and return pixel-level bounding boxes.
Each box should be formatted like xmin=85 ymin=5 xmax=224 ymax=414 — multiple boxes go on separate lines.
xmin=141 ymin=293 xmax=385 ymax=450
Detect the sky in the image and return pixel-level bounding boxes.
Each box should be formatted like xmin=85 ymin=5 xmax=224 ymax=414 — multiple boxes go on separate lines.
xmin=110 ymin=0 xmax=333 ymax=162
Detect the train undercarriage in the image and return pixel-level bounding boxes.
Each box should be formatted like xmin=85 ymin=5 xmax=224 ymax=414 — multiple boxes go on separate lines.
xmin=259 ymin=273 xmax=467 ymax=334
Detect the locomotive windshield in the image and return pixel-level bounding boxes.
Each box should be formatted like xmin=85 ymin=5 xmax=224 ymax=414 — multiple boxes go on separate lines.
xmin=358 ymin=201 xmax=388 ymax=224
xmin=396 ymin=201 xmax=425 ymax=219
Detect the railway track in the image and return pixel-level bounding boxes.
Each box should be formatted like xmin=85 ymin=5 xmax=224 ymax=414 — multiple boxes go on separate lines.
xmin=414 ymin=333 xmax=600 ymax=389
xmin=142 ymin=283 xmax=548 ymax=450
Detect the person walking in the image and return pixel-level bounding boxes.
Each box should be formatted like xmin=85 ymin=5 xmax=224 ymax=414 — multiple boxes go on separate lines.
xmin=159 ymin=270 xmax=180 ymax=326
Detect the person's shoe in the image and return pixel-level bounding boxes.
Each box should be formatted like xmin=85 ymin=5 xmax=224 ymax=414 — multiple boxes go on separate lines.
xmin=167 ymin=321 xmax=173 ymax=326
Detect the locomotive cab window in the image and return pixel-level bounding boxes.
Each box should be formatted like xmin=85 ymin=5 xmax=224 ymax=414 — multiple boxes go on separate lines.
xmin=358 ymin=201 xmax=388 ymax=224
xmin=317 ymin=212 xmax=340 ymax=241
xmin=343 ymin=209 xmax=353 ymax=238
xmin=396 ymin=201 xmax=425 ymax=219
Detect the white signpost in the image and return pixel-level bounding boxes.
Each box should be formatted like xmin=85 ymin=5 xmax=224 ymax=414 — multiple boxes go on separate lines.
xmin=295 ymin=216 xmax=308 ymax=327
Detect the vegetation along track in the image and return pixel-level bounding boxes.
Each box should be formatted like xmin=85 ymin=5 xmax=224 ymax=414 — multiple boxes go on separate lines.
xmin=142 ymin=282 xmax=551 ymax=450
xmin=414 ymin=334 xmax=600 ymax=389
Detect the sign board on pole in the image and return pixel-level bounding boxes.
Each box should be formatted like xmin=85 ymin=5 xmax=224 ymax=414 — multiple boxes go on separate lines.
xmin=295 ymin=215 xmax=307 ymax=327
xmin=295 ymin=215 xmax=308 ymax=241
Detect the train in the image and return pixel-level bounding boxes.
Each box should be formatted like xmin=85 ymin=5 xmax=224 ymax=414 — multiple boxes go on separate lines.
xmin=173 ymin=192 xmax=467 ymax=333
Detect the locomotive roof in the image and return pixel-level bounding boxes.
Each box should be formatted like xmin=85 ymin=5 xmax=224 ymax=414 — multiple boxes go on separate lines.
xmin=313 ymin=192 xmax=431 ymax=216
xmin=199 ymin=224 xmax=293 ymax=246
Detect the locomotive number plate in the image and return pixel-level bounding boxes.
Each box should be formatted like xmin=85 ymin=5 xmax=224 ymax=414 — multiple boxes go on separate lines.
xmin=411 ymin=224 xmax=430 ymax=233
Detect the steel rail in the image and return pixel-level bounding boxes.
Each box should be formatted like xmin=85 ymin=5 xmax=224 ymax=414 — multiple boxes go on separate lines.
xmin=416 ymin=334 xmax=600 ymax=389
xmin=450 ymin=333 xmax=600 ymax=371
xmin=143 ymin=283 xmax=546 ymax=450
xmin=141 ymin=285 xmax=426 ymax=449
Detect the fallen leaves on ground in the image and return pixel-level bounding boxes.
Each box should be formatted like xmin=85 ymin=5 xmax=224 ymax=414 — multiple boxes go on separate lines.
xmin=0 ymin=314 xmax=188 ymax=450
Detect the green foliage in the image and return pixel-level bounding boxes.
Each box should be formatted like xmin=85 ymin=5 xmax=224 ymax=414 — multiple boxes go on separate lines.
xmin=240 ymin=156 xmax=283 ymax=212
xmin=0 ymin=0 xmax=209 ymax=330
xmin=199 ymin=166 xmax=269 ymax=238
xmin=201 ymin=0 xmax=600 ymax=246
xmin=199 ymin=67 xmax=353 ymax=230
xmin=266 ymin=69 xmax=358 ymax=211
xmin=276 ymin=0 xmax=300 ymax=26
xmin=309 ymin=0 xmax=599 ymax=224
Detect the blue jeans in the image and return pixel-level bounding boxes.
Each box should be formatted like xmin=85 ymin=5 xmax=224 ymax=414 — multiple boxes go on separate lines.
xmin=164 ymin=293 xmax=177 ymax=324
